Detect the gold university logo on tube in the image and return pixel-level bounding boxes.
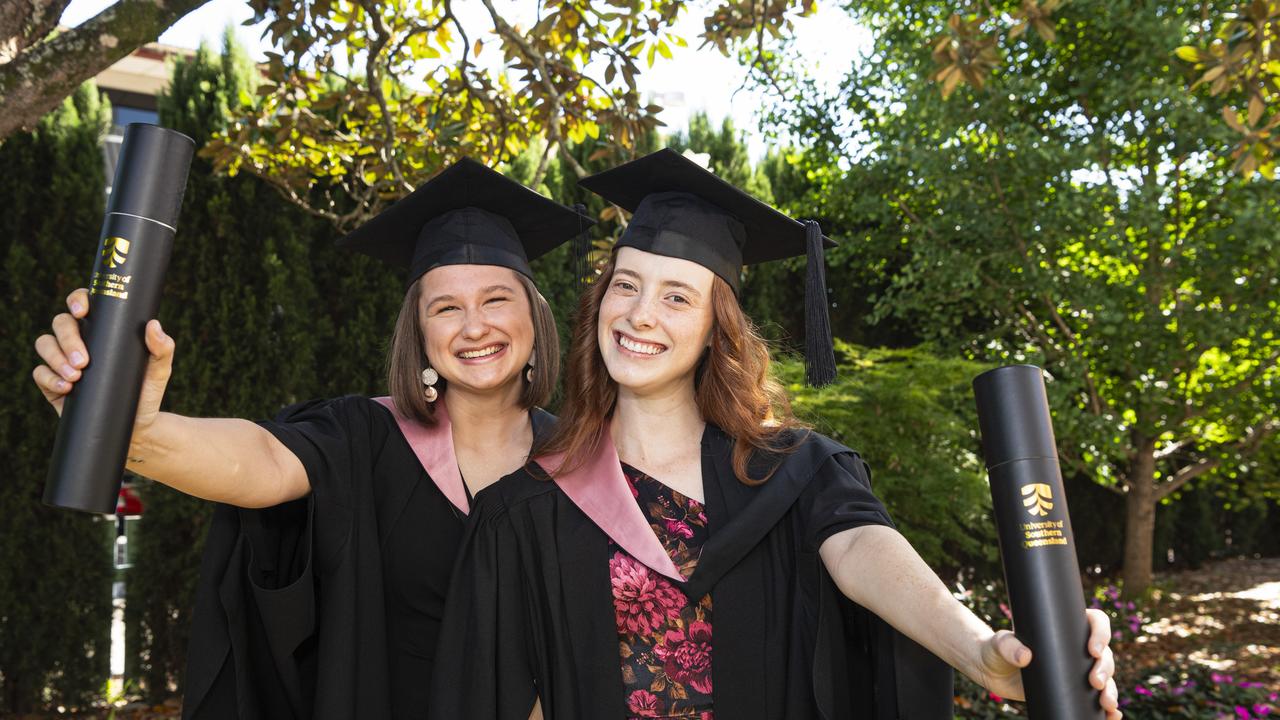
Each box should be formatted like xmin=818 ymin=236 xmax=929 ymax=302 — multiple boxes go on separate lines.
xmin=1022 ymin=483 xmax=1054 ymax=516
xmin=103 ymin=236 xmax=131 ymax=268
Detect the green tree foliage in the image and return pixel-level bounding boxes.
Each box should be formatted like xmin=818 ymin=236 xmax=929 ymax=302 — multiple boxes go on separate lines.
xmin=201 ymin=0 xmax=817 ymax=230
xmin=0 ymin=83 xmax=114 ymax=714
xmin=1172 ymin=1 xmax=1280 ymax=177
xmin=778 ymin=342 xmax=996 ymax=573
xmin=763 ymin=0 xmax=1280 ymax=593
xmin=124 ymin=32 xmax=402 ymax=698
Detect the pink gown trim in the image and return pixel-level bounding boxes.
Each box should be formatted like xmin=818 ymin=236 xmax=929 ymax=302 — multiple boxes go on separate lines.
xmin=373 ymin=396 xmax=469 ymax=515
xmin=535 ymin=427 xmax=685 ymax=582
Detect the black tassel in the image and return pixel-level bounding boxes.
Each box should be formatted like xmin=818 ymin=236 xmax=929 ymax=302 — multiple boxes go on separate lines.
xmin=573 ymin=202 xmax=590 ymax=293
xmin=803 ymin=220 xmax=837 ymax=387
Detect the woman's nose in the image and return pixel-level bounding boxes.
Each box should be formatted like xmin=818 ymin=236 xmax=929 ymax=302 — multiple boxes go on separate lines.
xmin=626 ymin=294 xmax=658 ymax=330
xmin=460 ymin=309 xmax=491 ymax=339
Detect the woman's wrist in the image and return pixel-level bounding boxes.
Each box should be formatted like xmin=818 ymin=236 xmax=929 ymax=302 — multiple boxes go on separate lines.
xmin=126 ymin=411 xmax=173 ymax=466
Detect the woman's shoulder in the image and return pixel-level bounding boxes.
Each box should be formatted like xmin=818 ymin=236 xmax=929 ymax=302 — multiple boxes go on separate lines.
xmin=469 ymin=461 xmax=560 ymax=519
xmin=270 ymin=394 xmax=388 ymax=423
xmin=786 ymin=427 xmax=860 ymax=459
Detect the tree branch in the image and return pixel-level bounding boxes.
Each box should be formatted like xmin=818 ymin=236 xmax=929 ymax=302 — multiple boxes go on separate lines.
xmin=1155 ymin=419 xmax=1280 ymax=500
xmin=558 ymin=140 xmax=589 ymax=179
xmin=1 ymin=0 xmax=72 ymax=64
xmin=0 ymin=0 xmax=212 ymax=139
xmin=988 ymin=171 xmax=1105 ymax=415
xmin=361 ymin=0 xmax=414 ymax=195
xmin=533 ymin=137 xmax=556 ymax=188
xmin=1183 ymin=345 xmax=1280 ymax=422
xmin=478 ymin=0 xmax=569 ymax=154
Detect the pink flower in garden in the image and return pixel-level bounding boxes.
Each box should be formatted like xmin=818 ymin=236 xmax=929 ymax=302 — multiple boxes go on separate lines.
xmin=627 ymin=689 xmax=660 ymax=714
xmin=1134 ymin=685 xmax=1152 ymax=697
xmin=1235 ymin=706 xmax=1251 ymax=719
xmin=664 ymin=518 xmax=694 ymax=540
xmin=610 ymin=552 xmax=684 ymax=635
xmin=988 ymin=692 xmax=1003 ymax=702
xmin=655 ymin=620 xmax=714 ymax=694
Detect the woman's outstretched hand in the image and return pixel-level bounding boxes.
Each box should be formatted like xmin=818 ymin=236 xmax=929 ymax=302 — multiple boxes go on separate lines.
xmin=32 ymin=287 xmax=175 ymax=441
xmin=979 ymin=607 xmax=1121 ymax=719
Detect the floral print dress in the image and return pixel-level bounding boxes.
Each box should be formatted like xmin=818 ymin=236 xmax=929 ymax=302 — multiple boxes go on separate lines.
xmin=611 ymin=464 xmax=714 ymax=720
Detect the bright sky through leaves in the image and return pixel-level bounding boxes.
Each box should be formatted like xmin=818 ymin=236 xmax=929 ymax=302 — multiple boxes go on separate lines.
xmin=60 ymin=0 xmax=869 ymax=159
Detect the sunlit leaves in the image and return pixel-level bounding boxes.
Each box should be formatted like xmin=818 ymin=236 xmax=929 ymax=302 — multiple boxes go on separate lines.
xmin=930 ymin=14 xmax=1001 ymax=98
xmin=1175 ymin=0 xmax=1280 ymax=178
xmin=766 ymin=0 xmax=1280 ymax=513
xmin=199 ymin=0 xmax=806 ymax=230
xmin=927 ymin=0 xmax=1062 ymax=99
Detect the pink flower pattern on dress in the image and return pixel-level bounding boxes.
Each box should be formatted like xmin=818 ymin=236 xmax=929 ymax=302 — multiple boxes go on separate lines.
xmin=611 ymin=553 xmax=684 ymax=635
xmin=655 ymin=621 xmax=714 ymax=694
xmin=614 ymin=464 xmax=714 ymax=719
xmin=627 ymin=689 xmax=661 ymax=714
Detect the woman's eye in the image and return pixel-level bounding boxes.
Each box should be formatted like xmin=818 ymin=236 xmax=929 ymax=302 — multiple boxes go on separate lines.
xmin=485 ymin=296 xmax=511 ymax=305
xmin=668 ymin=294 xmax=689 ymax=305
xmin=613 ymin=280 xmax=636 ymax=292
xmin=433 ymin=305 xmax=458 ymax=314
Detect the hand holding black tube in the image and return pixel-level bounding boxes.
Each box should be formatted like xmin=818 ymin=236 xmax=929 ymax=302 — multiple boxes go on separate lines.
xmin=974 ymin=365 xmax=1120 ymax=719
xmin=976 ymin=611 xmax=1120 ymax=717
xmin=40 ymin=122 xmax=192 ymax=514
xmin=33 ymin=287 xmax=176 ymax=432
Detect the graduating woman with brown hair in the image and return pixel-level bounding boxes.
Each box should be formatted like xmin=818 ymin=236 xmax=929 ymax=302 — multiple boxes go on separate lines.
xmin=431 ymin=149 xmax=1121 ymax=719
xmin=32 ymin=159 xmax=587 ymax=719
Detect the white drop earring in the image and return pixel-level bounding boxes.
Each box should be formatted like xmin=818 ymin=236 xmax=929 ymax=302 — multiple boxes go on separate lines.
xmin=421 ymin=366 xmax=439 ymax=403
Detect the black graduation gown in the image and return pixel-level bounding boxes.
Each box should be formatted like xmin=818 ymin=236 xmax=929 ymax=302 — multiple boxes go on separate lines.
xmin=182 ymin=395 xmax=555 ymax=720
xmin=429 ymin=424 xmax=954 ymax=720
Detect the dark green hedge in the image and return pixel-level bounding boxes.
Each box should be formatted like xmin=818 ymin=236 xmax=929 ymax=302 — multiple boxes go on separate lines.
xmin=0 ymin=84 xmax=115 ymax=714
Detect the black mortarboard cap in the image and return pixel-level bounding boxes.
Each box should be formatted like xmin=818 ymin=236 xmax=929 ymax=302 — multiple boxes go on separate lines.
xmin=338 ymin=158 xmax=593 ymax=287
xmin=579 ymin=148 xmax=838 ymax=386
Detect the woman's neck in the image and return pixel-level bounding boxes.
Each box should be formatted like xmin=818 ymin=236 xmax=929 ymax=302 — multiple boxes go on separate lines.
xmin=444 ymin=386 xmax=530 ymax=451
xmin=611 ymin=380 xmax=705 ymax=485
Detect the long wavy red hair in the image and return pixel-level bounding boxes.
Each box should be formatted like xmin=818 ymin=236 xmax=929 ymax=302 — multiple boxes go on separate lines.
xmin=537 ymin=254 xmax=807 ymax=484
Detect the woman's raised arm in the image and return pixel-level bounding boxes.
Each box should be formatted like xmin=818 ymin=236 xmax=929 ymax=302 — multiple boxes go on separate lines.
xmin=33 ymin=288 xmax=309 ymax=508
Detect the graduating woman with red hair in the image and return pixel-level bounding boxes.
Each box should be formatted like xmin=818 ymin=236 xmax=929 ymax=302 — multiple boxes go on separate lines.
xmin=431 ymin=150 xmax=1121 ymax=720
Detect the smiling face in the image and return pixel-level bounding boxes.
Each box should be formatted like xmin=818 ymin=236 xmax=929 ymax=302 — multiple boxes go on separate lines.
xmin=597 ymin=246 xmax=717 ymax=398
xmin=418 ymin=264 xmax=534 ymax=400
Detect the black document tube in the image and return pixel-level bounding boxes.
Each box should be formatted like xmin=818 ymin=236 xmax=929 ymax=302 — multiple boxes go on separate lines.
xmin=44 ymin=124 xmax=194 ymax=514
xmin=973 ymin=365 xmax=1101 ymax=720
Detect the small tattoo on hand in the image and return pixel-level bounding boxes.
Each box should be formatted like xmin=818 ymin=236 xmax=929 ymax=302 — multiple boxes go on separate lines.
xmin=127 ymin=456 xmax=144 ymax=464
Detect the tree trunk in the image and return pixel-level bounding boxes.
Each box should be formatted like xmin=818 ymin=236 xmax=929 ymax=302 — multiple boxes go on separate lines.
xmin=0 ymin=0 xmax=211 ymax=139
xmin=1121 ymin=438 xmax=1157 ymax=596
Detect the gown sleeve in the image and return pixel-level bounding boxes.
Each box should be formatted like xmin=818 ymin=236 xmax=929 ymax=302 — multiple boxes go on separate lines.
xmin=800 ymin=449 xmax=955 ymax=719
xmin=184 ymin=397 xmax=367 ymax=719
xmin=800 ymin=451 xmax=895 ymax=552
xmin=429 ymin=488 xmax=539 ymax=720
xmin=256 ymin=396 xmax=366 ymax=514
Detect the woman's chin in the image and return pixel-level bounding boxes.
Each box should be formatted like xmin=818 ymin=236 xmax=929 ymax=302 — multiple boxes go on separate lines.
xmin=444 ymin=368 xmax=522 ymax=397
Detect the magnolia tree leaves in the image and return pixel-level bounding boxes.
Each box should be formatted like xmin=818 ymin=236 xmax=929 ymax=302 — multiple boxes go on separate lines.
xmin=1175 ymin=0 xmax=1280 ymax=179
xmin=200 ymin=0 xmax=816 ymax=231
xmin=920 ymin=0 xmax=1280 ymax=179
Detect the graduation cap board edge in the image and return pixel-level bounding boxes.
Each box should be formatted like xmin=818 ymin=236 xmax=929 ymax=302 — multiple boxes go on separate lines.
xmin=337 ymin=157 xmax=594 ymax=288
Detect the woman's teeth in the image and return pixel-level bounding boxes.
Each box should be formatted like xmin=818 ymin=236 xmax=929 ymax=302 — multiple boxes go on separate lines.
xmin=458 ymin=345 xmax=503 ymax=359
xmin=618 ymin=334 xmax=665 ymax=355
